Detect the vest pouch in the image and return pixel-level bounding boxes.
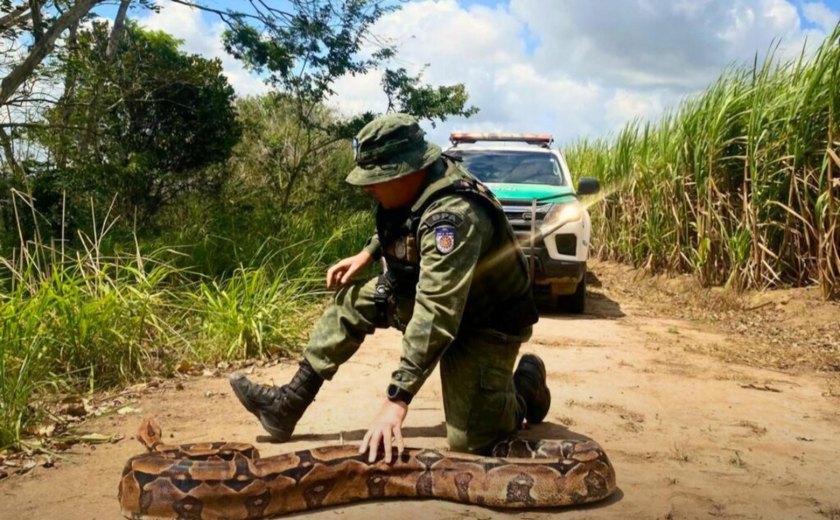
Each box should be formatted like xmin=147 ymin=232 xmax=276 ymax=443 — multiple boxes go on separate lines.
xmin=491 ymin=294 xmax=539 ymax=335
xmin=383 ymin=260 xmax=418 ymax=297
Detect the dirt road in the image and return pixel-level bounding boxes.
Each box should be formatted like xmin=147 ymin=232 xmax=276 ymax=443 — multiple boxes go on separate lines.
xmin=2 ymin=263 xmax=839 ymax=519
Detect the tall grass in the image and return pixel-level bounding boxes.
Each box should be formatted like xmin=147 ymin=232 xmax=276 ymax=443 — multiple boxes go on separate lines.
xmin=566 ymin=25 xmax=840 ymax=297
xmin=0 ymin=236 xmax=184 ymax=447
xmin=0 ymin=193 xmax=373 ymax=449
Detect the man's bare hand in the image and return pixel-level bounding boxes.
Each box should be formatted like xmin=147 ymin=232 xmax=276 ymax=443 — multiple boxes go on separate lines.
xmin=326 ymin=250 xmax=373 ymax=289
xmin=359 ymin=399 xmax=408 ymax=463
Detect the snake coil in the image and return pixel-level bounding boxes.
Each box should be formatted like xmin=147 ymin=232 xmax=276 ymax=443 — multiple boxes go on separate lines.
xmin=119 ymin=417 xmax=616 ymax=519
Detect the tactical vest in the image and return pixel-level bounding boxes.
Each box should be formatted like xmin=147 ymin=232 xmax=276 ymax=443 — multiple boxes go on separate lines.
xmin=374 ymin=159 xmax=538 ymax=333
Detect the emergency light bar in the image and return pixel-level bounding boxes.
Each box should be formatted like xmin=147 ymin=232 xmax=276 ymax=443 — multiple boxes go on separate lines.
xmin=449 ymin=132 xmax=554 ymax=146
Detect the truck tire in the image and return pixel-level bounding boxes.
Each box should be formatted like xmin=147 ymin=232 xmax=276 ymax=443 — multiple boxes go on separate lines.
xmin=559 ymin=270 xmax=586 ymax=314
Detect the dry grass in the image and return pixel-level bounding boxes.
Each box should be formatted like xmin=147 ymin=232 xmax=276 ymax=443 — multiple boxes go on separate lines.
xmin=566 ymin=24 xmax=840 ymax=298
xmin=590 ymin=260 xmax=840 ymax=374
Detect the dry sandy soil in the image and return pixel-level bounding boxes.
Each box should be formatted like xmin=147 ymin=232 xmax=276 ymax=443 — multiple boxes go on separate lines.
xmin=2 ymin=260 xmax=839 ymax=519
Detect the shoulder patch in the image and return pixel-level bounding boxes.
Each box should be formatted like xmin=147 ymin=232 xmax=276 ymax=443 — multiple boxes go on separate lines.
xmin=434 ymin=225 xmax=456 ymax=254
xmin=422 ymin=211 xmax=464 ymax=229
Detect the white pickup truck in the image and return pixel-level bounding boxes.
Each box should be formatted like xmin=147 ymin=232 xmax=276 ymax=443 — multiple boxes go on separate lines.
xmin=445 ymin=133 xmax=600 ymax=313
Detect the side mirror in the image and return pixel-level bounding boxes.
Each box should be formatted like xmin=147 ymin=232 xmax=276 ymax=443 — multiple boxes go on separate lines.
xmin=577 ymin=177 xmax=600 ymax=195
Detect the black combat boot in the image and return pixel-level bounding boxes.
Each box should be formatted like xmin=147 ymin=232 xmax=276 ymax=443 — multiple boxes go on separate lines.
xmin=229 ymin=359 xmax=324 ymax=441
xmin=513 ymin=353 xmax=551 ymax=424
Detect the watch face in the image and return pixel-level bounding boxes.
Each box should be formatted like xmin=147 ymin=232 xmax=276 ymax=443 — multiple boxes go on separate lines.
xmin=394 ymin=239 xmax=406 ymax=259
xmin=386 ymin=384 xmax=412 ymax=405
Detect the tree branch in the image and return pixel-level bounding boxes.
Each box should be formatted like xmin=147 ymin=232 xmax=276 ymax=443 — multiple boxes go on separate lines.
xmin=0 ymin=2 xmax=30 ymax=32
xmin=167 ymin=0 xmax=274 ymax=26
xmin=1 ymin=0 xmax=102 ymax=107
xmin=28 ymin=0 xmax=43 ymax=42
xmin=0 ymin=122 xmax=87 ymax=130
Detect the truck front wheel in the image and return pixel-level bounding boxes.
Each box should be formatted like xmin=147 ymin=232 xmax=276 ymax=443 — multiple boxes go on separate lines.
xmin=558 ymin=271 xmax=586 ymax=314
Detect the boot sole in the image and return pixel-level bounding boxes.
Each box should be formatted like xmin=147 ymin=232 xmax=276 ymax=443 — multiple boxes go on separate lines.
xmin=229 ymin=374 xmax=302 ymax=442
xmin=229 ymin=374 xmax=261 ymax=418
xmin=257 ymin=411 xmax=294 ymax=442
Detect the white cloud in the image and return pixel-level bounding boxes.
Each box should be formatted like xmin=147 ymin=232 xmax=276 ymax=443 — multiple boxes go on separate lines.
xmin=90 ymin=0 xmax=833 ymax=148
xmin=605 ymin=89 xmax=669 ymax=128
xmin=331 ymin=71 xmax=387 ymax=117
xmin=511 ymin=0 xmax=822 ymax=90
xmin=330 ymin=0 xmax=837 ymax=147
xmin=802 ymin=2 xmax=840 ymax=32
xmin=136 ymin=2 xmax=269 ymax=97
xmin=329 ymin=0 xmax=606 ymax=146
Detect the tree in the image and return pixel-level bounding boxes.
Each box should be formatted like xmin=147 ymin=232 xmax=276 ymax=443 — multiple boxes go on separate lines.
xmin=0 ymin=0 xmax=104 ymax=107
xmin=216 ymin=0 xmax=479 ymax=205
xmin=36 ymin=20 xmax=240 ymax=224
xmin=229 ymin=94 xmax=364 ymax=209
xmin=1 ymin=0 xmax=480 ymax=218
xmin=382 ymin=67 xmax=479 ymax=126
xmin=1 ymin=0 xmax=141 ymax=238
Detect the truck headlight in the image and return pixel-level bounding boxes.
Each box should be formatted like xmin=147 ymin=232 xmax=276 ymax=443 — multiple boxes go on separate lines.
xmin=544 ymin=201 xmax=583 ymax=230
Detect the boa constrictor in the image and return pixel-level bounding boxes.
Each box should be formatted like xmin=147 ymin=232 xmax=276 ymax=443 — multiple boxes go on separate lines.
xmin=118 ymin=418 xmax=616 ymax=519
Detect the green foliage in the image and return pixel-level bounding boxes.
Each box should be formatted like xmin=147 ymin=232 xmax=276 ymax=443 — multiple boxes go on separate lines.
xmin=0 ymin=237 xmax=184 ymax=448
xmin=0 ymin=199 xmax=373 ymax=448
xmin=0 ymin=293 xmax=53 ymax=447
xmin=219 ymin=1 xmax=479 ymax=203
xmin=191 ymin=268 xmax=313 ymax=361
xmin=223 ymin=0 xmax=396 ymax=104
xmin=34 ymin=20 xmax=240 ymax=226
xmin=224 ymin=94 xmax=368 ymax=210
xmin=150 ymin=193 xmax=374 ymax=278
xmin=565 ymin=24 xmax=840 ymax=297
xmin=382 ymin=67 xmax=479 ymax=126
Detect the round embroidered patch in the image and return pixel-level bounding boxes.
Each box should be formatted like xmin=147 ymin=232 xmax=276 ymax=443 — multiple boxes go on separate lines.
xmin=435 ymin=225 xmax=456 ymax=254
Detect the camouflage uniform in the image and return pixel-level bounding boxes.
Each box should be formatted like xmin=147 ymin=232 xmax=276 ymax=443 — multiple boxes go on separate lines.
xmin=306 ymin=158 xmax=538 ymax=452
xmin=231 ymin=114 xmax=544 ymax=455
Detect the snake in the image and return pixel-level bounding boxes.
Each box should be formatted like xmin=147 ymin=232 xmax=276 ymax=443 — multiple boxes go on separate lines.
xmin=118 ymin=417 xmax=616 ymax=519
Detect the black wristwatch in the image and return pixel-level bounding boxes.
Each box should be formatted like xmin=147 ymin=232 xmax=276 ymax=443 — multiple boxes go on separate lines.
xmin=387 ymin=384 xmax=413 ymax=405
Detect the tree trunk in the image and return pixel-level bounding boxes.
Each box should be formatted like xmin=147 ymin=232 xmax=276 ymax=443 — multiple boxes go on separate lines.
xmin=106 ymin=0 xmax=131 ymax=61
xmin=0 ymin=126 xmax=21 ymax=179
xmin=0 ymin=0 xmax=101 ymax=107
xmin=80 ymin=0 xmax=130 ymax=158
xmin=55 ymin=20 xmax=80 ymax=168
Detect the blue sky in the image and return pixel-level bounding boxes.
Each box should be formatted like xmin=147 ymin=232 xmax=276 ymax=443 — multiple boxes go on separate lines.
xmin=120 ymin=0 xmax=840 ymax=146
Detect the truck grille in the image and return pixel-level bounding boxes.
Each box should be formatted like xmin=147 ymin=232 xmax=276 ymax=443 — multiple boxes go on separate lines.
xmin=500 ymin=200 xmax=577 ymax=257
xmin=500 ymin=199 xmax=552 ymax=233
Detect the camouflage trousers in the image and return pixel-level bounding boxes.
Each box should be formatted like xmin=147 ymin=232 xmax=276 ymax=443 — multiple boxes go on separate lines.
xmin=303 ymin=277 xmax=529 ymax=454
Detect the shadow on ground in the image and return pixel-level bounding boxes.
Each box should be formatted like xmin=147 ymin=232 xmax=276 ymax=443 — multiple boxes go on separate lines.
xmin=280 ymin=422 xmax=448 ymax=444
xmin=284 ymin=421 xmax=605 ymax=449
xmin=539 ymin=292 xmax=625 ymax=320
xmin=537 ymin=271 xmax=625 ymax=320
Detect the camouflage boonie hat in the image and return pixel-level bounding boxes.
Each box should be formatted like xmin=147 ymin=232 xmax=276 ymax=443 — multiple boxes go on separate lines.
xmin=345 ymin=113 xmax=442 ymax=186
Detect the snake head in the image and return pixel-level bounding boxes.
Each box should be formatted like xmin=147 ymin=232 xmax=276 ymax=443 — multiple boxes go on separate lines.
xmin=137 ymin=417 xmax=163 ymax=451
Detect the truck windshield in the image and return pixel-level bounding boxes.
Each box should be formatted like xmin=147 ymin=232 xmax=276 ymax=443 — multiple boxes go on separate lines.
xmin=447 ymin=150 xmax=567 ymax=186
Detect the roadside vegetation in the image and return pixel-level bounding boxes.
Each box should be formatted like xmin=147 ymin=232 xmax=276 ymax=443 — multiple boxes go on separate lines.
xmin=0 ymin=1 xmax=477 ymax=449
xmin=0 ymin=199 xmax=371 ymax=447
xmin=2 ymin=1 xmax=835 ymax=454
xmin=566 ymin=24 xmax=840 ymax=298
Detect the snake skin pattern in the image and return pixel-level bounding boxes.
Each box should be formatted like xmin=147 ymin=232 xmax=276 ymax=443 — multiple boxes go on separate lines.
xmin=118 ymin=418 xmax=616 ymax=519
